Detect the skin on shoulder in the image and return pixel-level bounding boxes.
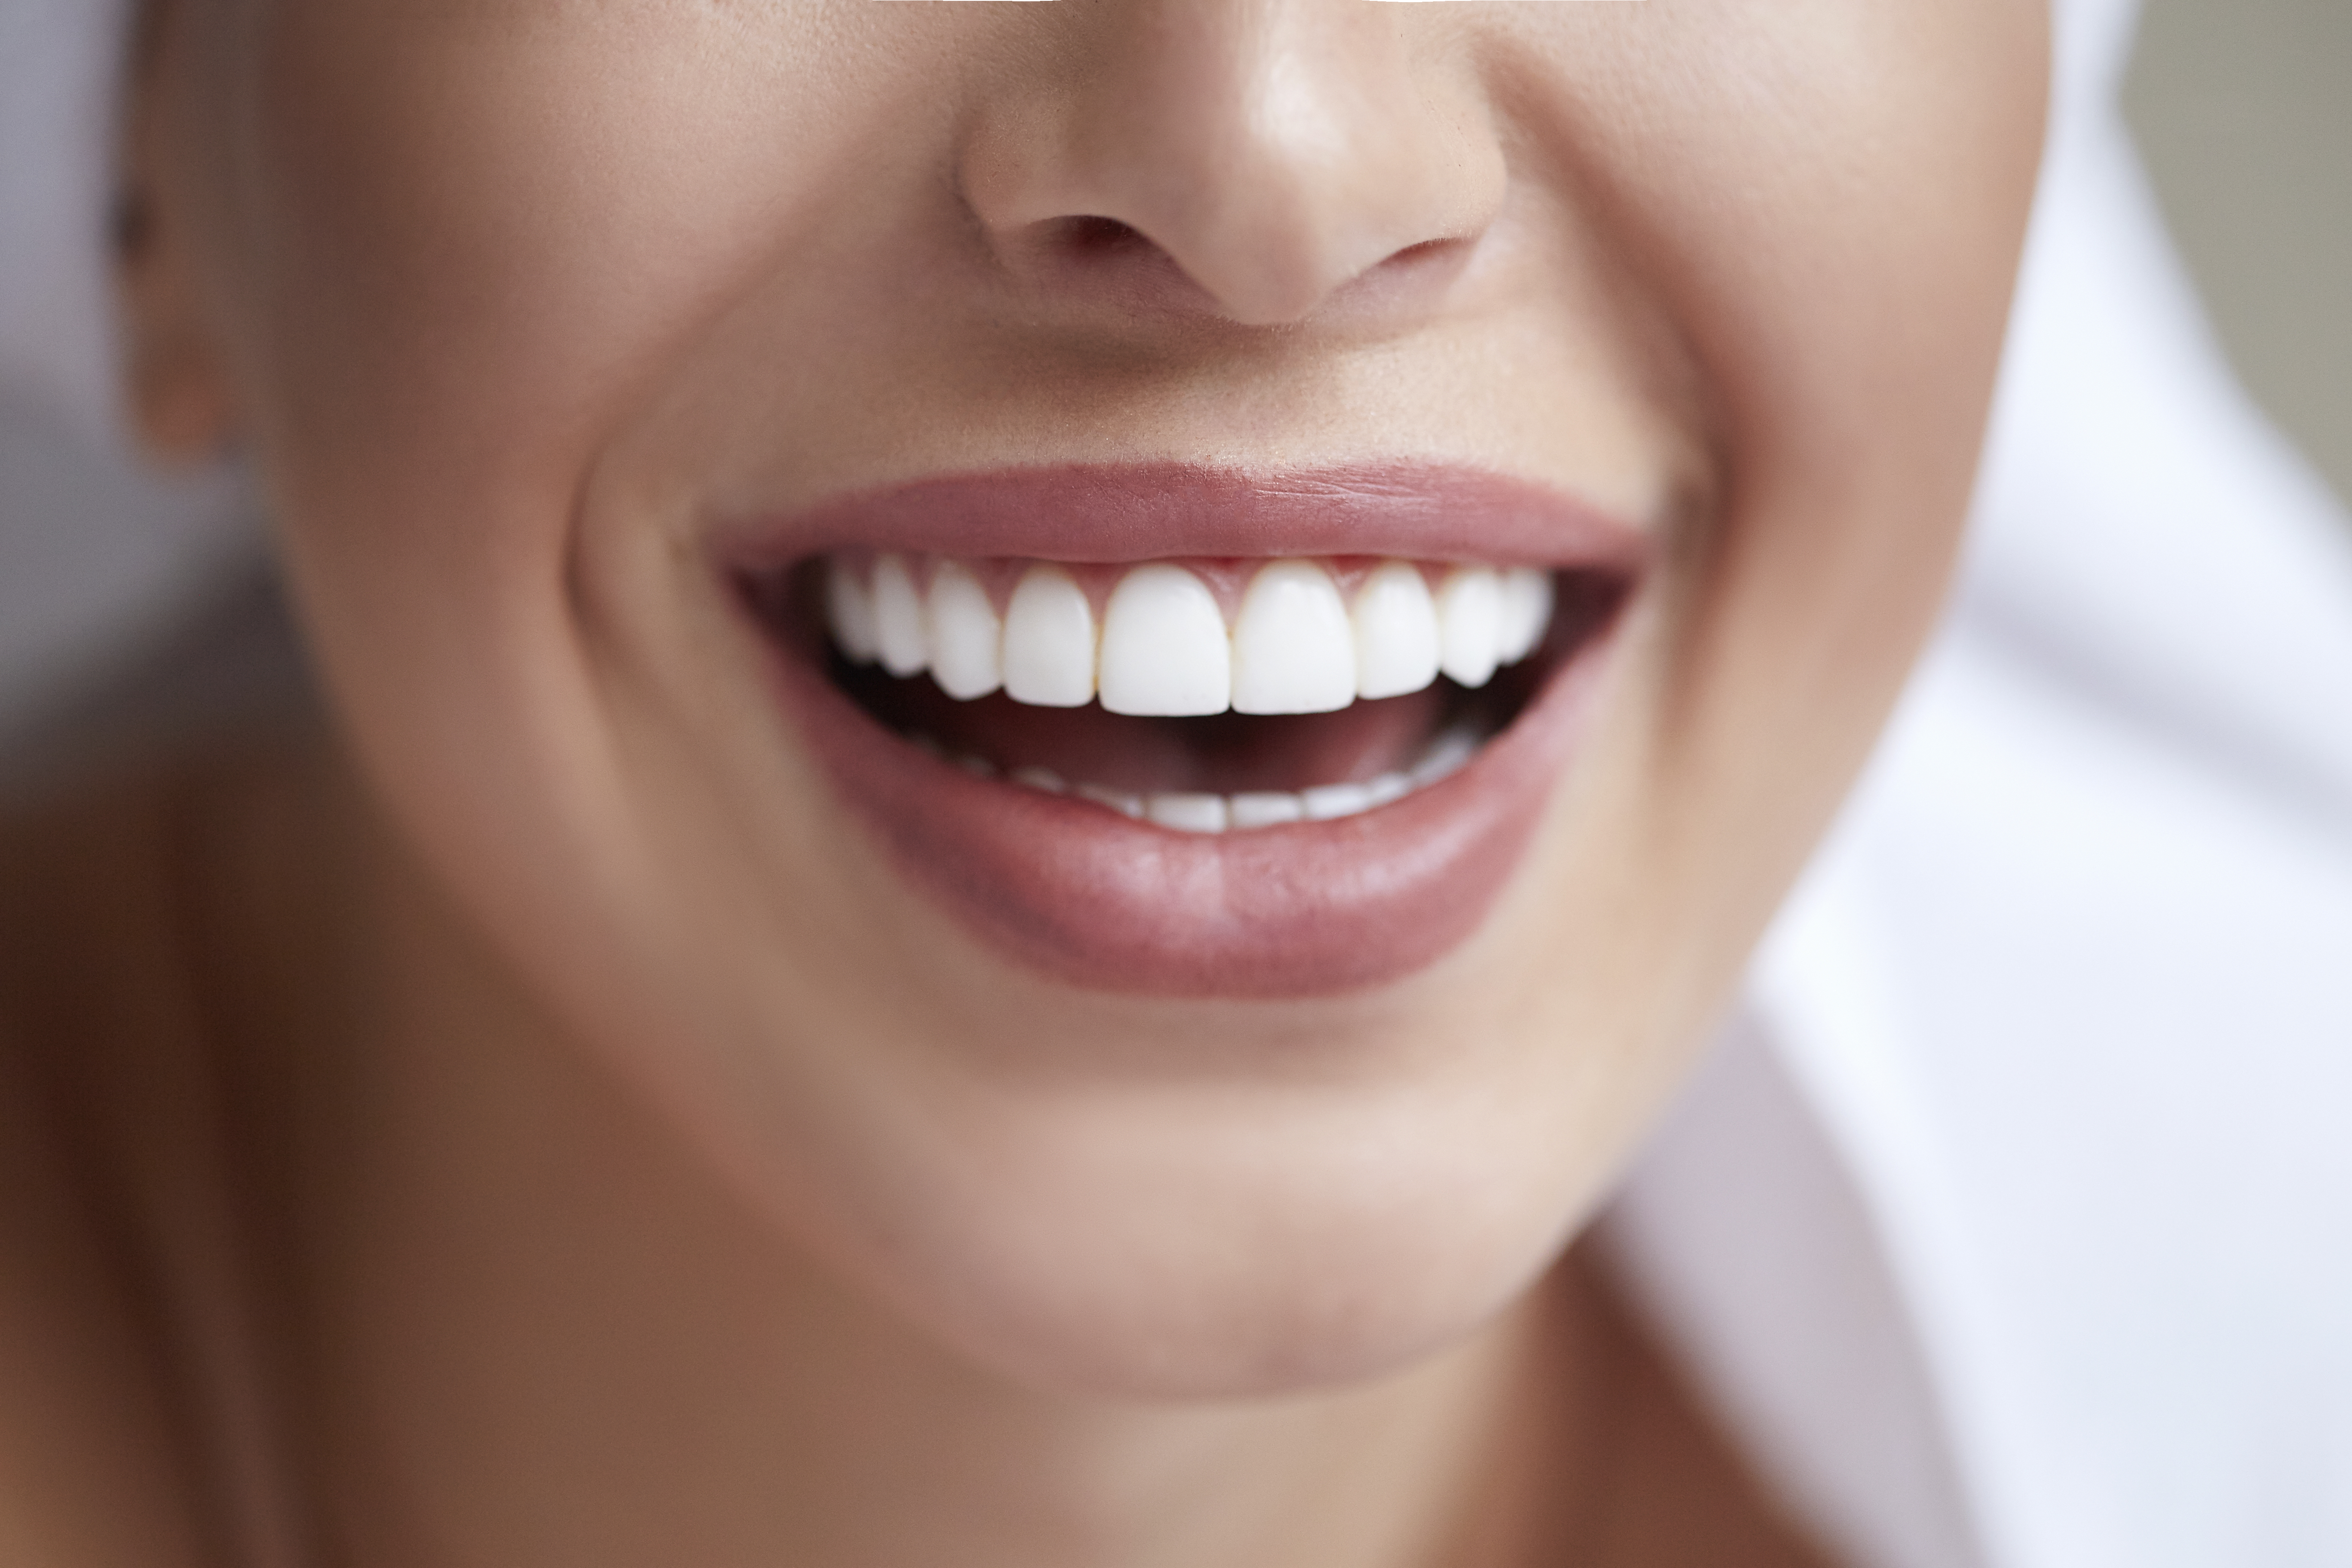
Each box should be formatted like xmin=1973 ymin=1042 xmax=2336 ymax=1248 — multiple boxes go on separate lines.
xmin=5 ymin=1 xmax=2046 ymax=1565
xmin=0 ymin=744 xmax=357 ymax=1568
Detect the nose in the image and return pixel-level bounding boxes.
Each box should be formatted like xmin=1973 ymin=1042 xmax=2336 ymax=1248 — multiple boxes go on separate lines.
xmin=960 ymin=0 xmax=1507 ymax=329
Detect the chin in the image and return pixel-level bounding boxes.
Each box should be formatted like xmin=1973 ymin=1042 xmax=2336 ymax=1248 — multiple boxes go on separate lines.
xmin=816 ymin=1068 xmax=1602 ymax=1399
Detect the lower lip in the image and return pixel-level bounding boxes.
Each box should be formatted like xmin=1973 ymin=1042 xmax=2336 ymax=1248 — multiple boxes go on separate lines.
xmin=759 ymin=620 xmax=1623 ymax=1000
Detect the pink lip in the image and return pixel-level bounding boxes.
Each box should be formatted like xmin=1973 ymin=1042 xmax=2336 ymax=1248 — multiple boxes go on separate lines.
xmin=720 ymin=462 xmax=1649 ymax=572
xmin=726 ymin=463 xmax=1645 ymax=999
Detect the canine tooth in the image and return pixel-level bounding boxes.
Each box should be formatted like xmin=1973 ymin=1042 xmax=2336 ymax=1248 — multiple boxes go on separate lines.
xmin=1497 ymin=568 xmax=1554 ymax=664
xmin=826 ymin=557 xmax=881 ymax=664
xmin=1146 ymin=793 xmax=1230 ymax=833
xmin=927 ymin=560 xmax=1003 ymax=700
xmin=1301 ymin=781 xmax=1377 ymax=821
xmin=1366 ymin=772 xmax=1412 ymax=807
xmin=1351 ymin=561 xmax=1441 ymax=700
xmin=1011 ymin=766 xmax=1067 ymax=794
xmin=1436 ymin=566 xmax=1502 ymax=688
xmin=1228 ymin=792 xmax=1306 ymax=829
xmin=1231 ymin=560 xmax=1356 ymax=714
xmin=1077 ymin=782 xmax=1145 ymax=819
xmin=1003 ymin=565 xmax=1097 ymax=707
xmin=1098 ymin=565 xmax=1230 ymax=717
xmin=872 ymin=555 xmax=928 ymax=677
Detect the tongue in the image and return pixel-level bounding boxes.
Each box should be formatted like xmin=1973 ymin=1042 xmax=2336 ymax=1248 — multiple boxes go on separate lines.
xmin=837 ymin=666 xmax=1450 ymax=796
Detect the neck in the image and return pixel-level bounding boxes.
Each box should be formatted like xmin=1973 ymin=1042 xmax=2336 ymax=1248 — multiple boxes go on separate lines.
xmin=253 ymin=782 xmax=1608 ymax=1568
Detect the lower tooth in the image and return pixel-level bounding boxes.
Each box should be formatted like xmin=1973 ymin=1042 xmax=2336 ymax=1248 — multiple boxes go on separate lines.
xmin=1410 ymin=729 xmax=1479 ymax=786
xmin=1228 ymin=792 xmax=1306 ymax=829
xmin=998 ymin=732 xmax=1482 ymax=832
xmin=1077 ymin=783 xmax=1145 ymax=819
xmin=1011 ymin=766 xmax=1067 ymax=794
xmin=1301 ymin=782 xmax=1377 ymax=821
xmin=1145 ymin=793 xmax=1230 ymax=834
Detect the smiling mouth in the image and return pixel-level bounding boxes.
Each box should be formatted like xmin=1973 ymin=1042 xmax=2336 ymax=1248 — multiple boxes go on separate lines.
xmin=726 ymin=464 xmax=1645 ymax=998
xmin=778 ymin=550 xmax=1623 ymax=830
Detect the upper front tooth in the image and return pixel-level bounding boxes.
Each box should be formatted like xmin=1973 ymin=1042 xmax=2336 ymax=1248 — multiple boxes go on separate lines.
xmin=1098 ymin=564 xmax=1231 ymax=717
xmin=872 ymin=554 xmax=929 ymax=677
xmin=1002 ymin=564 xmax=1097 ymax=707
xmin=1497 ymin=568 xmax=1554 ymax=665
xmin=833 ymin=551 xmax=1537 ymax=711
xmin=1436 ymin=566 xmax=1503 ymax=688
xmin=1351 ymin=561 xmax=1441 ymax=700
xmin=825 ymin=557 xmax=881 ymax=664
xmin=926 ymin=560 xmax=1002 ymax=700
xmin=1231 ymin=560 xmax=1356 ymax=714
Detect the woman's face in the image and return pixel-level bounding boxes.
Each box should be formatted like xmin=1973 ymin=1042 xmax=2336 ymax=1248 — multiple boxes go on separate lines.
xmin=144 ymin=0 xmax=2044 ymax=1394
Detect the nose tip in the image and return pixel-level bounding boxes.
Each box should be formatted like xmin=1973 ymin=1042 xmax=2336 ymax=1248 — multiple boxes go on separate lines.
xmin=961 ymin=0 xmax=1507 ymax=329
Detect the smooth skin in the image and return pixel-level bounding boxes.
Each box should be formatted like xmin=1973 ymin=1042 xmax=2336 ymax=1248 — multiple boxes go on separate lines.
xmin=1 ymin=2 xmax=2045 ymax=1564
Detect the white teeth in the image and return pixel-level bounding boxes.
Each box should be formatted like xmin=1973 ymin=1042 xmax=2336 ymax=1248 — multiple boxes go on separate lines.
xmin=1232 ymin=560 xmax=1357 ymax=714
xmin=1076 ymin=782 xmax=1145 ymax=819
xmin=1298 ymin=770 xmax=1411 ymax=823
xmin=1351 ymin=561 xmax=1442 ymax=700
xmin=926 ymin=560 xmax=1003 ymax=700
xmin=872 ymin=554 xmax=929 ymax=678
xmin=827 ymin=559 xmax=1518 ymax=832
xmin=1410 ymin=727 xmax=1479 ymax=787
xmin=1436 ymin=566 xmax=1503 ymax=689
xmin=1098 ymin=564 xmax=1231 ymax=717
xmin=1011 ymin=765 xmax=1067 ymax=794
xmin=826 ymin=557 xmax=882 ymax=665
xmin=1035 ymin=724 xmax=1481 ymax=831
xmin=821 ymin=554 xmax=1557 ymax=707
xmin=1002 ymin=565 xmax=1098 ymax=707
xmin=1145 ymin=793 xmax=1231 ymax=834
xmin=1301 ymin=781 xmax=1375 ymax=821
xmin=1498 ymin=567 xmax=1554 ymax=665
xmin=1228 ymin=791 xmax=1307 ymax=828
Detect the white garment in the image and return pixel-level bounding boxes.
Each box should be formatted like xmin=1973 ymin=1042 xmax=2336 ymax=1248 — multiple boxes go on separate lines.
xmin=5 ymin=3 xmax=2350 ymax=1566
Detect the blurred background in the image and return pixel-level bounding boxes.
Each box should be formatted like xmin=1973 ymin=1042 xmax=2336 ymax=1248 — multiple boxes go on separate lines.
xmin=2 ymin=0 xmax=2349 ymax=732
xmin=2125 ymin=0 xmax=2352 ymax=512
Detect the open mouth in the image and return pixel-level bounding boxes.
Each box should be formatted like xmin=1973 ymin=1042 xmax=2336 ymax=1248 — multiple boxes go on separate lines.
xmin=780 ymin=551 xmax=1623 ymax=829
xmin=725 ymin=465 xmax=1644 ymax=998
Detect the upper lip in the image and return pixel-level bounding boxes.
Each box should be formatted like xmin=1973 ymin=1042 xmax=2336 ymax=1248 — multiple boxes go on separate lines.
xmin=714 ymin=461 xmax=1653 ymax=572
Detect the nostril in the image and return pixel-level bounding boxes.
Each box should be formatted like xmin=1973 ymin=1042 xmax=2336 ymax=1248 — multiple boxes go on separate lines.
xmin=1058 ymin=215 xmax=1154 ymax=257
xmin=1389 ymin=238 xmax=1455 ymax=267
xmin=1003 ymin=213 xmax=1221 ymax=315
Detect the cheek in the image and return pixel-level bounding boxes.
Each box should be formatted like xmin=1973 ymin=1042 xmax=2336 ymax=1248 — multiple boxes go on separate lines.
xmin=1406 ymin=1 xmax=2051 ymax=1072
xmin=1512 ymin=0 xmax=2047 ymax=962
xmin=218 ymin=7 xmax=976 ymax=667
xmin=196 ymin=9 xmax=949 ymax=948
